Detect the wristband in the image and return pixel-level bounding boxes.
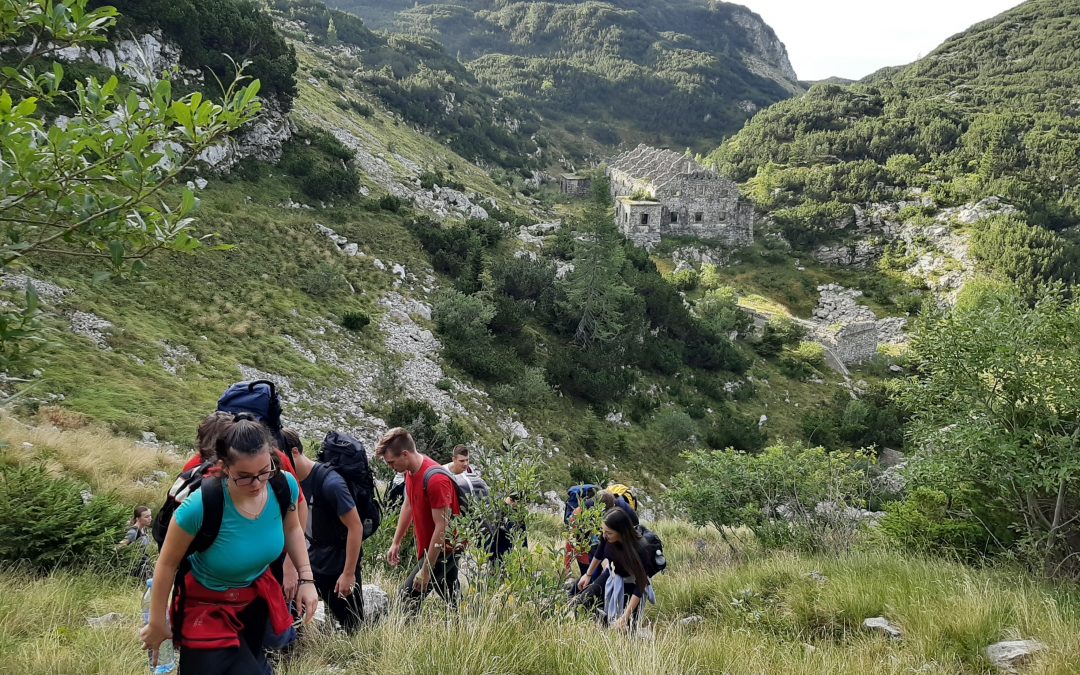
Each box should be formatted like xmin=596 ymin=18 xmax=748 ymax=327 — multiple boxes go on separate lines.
xmin=297 ymin=578 xmax=315 ymax=585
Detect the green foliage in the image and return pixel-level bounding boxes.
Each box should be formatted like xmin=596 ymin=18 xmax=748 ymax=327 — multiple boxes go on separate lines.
xmin=754 ymin=316 xmax=805 ymax=357
xmin=98 ymin=0 xmax=297 ymax=103
xmin=695 ymin=287 xmax=751 ymax=335
xmin=969 ymin=214 xmax=1080 ymax=296
xmin=0 ymin=0 xmax=261 ymax=367
xmin=340 ymin=310 xmax=370 ymax=331
xmin=0 ymin=463 xmax=128 ymax=573
xmin=670 ymin=268 xmax=699 ymax=292
xmin=650 ymin=408 xmax=696 ymax=446
xmin=712 ymin=2 xmax=1080 ymax=230
xmin=878 ymin=487 xmax=996 ymax=560
xmin=381 ymin=399 xmax=468 ymax=465
xmin=378 ymin=194 xmax=404 ymax=212
xmin=898 ymin=282 xmax=1080 ymax=576
xmin=332 ymin=0 xmax=796 ymax=156
xmin=279 ymin=128 xmax=359 ymax=202
xmin=669 ymin=443 xmax=875 ymax=553
xmin=701 ymin=404 xmax=768 ymax=453
xmin=296 ymin=264 xmax=347 ymax=297
xmin=778 ymin=341 xmax=825 ymax=380
xmin=802 ymin=387 xmax=905 ymax=452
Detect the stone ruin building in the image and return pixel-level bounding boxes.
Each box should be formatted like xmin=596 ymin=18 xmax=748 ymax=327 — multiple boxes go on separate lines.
xmin=811 ymin=284 xmax=908 ymax=365
xmin=607 ymin=145 xmax=755 ymax=249
xmin=559 ymin=173 xmax=592 ymax=196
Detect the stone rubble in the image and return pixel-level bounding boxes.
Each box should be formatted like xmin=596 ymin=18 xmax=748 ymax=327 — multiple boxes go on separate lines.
xmin=160 ymin=341 xmax=197 ymax=375
xmin=863 ymin=616 xmax=903 ymax=640
xmin=69 ymin=311 xmax=113 ymax=350
xmin=1 ymin=274 xmax=71 ymax=304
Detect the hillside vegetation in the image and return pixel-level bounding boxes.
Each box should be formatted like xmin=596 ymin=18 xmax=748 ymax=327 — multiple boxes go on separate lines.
xmin=708 ymin=0 xmax=1080 ymax=286
xmin=325 ymin=0 xmax=801 ymax=154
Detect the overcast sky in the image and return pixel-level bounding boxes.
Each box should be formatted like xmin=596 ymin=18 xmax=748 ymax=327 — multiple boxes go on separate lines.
xmin=735 ymin=0 xmax=1027 ymax=81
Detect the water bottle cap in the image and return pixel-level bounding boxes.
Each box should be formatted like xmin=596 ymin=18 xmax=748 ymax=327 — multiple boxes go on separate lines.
xmin=146 ymin=579 xmax=153 ymax=588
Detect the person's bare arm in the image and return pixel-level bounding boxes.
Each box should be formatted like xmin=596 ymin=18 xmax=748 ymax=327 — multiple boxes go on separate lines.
xmin=335 ymin=508 xmax=364 ymax=596
xmin=284 ymin=504 xmax=319 ymax=622
xmin=139 ymin=517 xmax=193 ymax=661
xmin=387 ymin=495 xmax=412 ymax=566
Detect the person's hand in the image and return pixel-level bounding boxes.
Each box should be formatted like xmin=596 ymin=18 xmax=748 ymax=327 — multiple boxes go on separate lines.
xmin=610 ymin=615 xmax=630 ymax=632
xmin=140 ymin=619 xmax=170 ymax=665
xmin=335 ymin=571 xmax=356 ymax=598
xmin=577 ymin=573 xmax=590 ymax=592
xmin=296 ymin=583 xmax=319 ymax=623
xmin=282 ymin=563 xmax=299 ymax=602
xmin=386 ymin=543 xmax=401 ymax=567
xmin=411 ymin=566 xmax=431 ymax=593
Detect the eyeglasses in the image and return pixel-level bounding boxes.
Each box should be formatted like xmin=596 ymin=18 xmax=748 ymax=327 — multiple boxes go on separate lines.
xmin=231 ymin=469 xmax=276 ymax=486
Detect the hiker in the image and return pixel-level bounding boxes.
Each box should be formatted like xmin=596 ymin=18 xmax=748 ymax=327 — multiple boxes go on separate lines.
xmin=597 ymin=489 xmax=639 ymax=528
xmin=283 ymin=428 xmax=367 ymax=632
xmin=443 ymin=445 xmax=479 ymax=477
xmin=140 ymin=414 xmax=318 ymax=674
xmin=488 ymin=492 xmax=528 ymax=565
xmin=567 ymin=490 xmax=641 ymax=601
xmin=185 ymin=395 xmax=311 ymax=600
xmin=378 ymin=427 xmax=462 ymax=614
xmin=575 ymin=508 xmax=655 ymax=631
xmin=118 ymin=505 xmax=154 ymax=579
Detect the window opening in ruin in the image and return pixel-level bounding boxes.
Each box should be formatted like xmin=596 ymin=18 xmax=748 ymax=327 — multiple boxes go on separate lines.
xmin=640 ymin=213 xmax=649 ymax=225
xmin=694 ymin=212 xmax=703 ymax=222
xmin=670 ymin=212 xmax=678 ymax=223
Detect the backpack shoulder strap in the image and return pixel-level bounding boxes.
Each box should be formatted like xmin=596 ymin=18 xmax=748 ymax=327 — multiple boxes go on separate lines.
xmin=422 ymin=465 xmax=455 ymax=493
xmin=191 ymin=477 xmax=224 ymax=553
xmin=270 ymin=472 xmax=293 ymax=520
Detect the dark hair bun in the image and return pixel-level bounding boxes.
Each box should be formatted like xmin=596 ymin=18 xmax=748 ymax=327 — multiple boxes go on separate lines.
xmin=232 ymin=412 xmax=258 ymax=423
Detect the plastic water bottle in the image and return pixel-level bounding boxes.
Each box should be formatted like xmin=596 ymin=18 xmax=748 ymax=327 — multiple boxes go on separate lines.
xmin=142 ymin=580 xmax=176 ymax=674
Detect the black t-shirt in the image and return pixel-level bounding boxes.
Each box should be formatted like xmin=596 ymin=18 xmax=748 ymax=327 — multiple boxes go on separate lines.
xmin=301 ymin=465 xmax=358 ymax=576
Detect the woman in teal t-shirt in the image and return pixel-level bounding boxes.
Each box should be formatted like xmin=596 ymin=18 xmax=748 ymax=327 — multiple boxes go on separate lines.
xmin=140 ymin=414 xmax=319 ymax=674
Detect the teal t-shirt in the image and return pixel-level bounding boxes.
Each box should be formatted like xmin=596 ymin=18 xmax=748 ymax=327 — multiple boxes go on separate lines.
xmin=175 ymin=472 xmax=299 ymax=591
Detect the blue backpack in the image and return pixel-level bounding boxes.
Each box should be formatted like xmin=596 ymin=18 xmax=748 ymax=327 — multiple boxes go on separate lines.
xmin=564 ymin=484 xmax=599 ymax=525
xmin=217 ymin=380 xmax=284 ymax=433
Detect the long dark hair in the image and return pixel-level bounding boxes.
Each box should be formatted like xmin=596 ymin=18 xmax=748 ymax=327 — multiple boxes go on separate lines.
xmin=129 ymin=505 xmax=150 ymax=528
xmin=215 ymin=413 xmax=272 ymax=465
xmin=603 ymin=508 xmax=649 ymax=590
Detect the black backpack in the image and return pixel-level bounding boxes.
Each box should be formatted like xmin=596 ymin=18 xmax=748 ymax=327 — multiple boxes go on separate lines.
xmin=638 ymin=526 xmax=667 ymax=577
xmin=313 ymin=431 xmax=382 ymax=540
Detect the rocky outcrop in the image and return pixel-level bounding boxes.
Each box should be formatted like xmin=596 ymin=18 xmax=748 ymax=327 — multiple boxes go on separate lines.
xmin=811 ymin=240 xmax=882 ymax=268
xmin=56 ymin=31 xmax=183 ymax=86
xmin=729 ymin=7 xmax=799 ymax=91
xmin=985 ymin=640 xmax=1046 ymax=672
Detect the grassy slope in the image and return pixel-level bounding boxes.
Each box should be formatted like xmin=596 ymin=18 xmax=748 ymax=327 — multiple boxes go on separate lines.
xmin=3 ymin=392 xmax=1075 ymax=674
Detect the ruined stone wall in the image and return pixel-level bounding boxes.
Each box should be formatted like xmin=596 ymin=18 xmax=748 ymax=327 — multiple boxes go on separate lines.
xmin=818 ymin=322 xmax=879 ymax=365
xmin=616 ymin=200 xmax=664 ymax=248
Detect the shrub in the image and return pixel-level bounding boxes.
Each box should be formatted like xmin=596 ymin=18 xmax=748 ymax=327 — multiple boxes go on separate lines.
xmin=879 ymin=488 xmax=995 ymax=560
xmin=0 ymin=464 xmax=129 ymax=573
xmin=340 ymin=311 xmax=370 ymax=331
xmin=378 ymin=194 xmax=403 ymax=212
xmin=670 ymin=268 xmax=699 ymax=291
xmin=779 ymin=341 xmax=825 ymax=379
xmin=754 ymin=316 xmax=805 ymax=357
xmin=297 ymin=264 xmax=347 ymax=297
xmin=702 ymin=405 xmax=767 ymax=452
xmin=650 ymin=409 xmax=696 ymax=446
xmin=492 ymin=366 xmax=551 ymax=405
xmin=697 ymin=286 xmax=751 ymax=335
xmin=669 ymin=443 xmax=875 ymax=553
xmin=382 ymin=399 xmax=468 ymax=465
xmin=279 ymin=128 xmax=359 ymax=202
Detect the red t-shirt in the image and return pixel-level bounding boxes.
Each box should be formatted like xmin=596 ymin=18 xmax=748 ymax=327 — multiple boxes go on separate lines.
xmin=183 ymin=449 xmax=305 ymax=503
xmin=405 ymin=455 xmax=460 ymax=559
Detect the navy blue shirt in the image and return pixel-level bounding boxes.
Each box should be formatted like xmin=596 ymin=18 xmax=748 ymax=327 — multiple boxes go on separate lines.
xmin=301 ymin=465 xmax=357 ymax=576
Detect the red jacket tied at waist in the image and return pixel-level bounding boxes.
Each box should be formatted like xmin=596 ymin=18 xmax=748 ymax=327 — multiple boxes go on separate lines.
xmin=171 ymin=569 xmax=293 ymax=650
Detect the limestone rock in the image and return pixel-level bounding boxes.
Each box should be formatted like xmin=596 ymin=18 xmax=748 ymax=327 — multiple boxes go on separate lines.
xmin=362 ymin=584 xmax=389 ymax=623
xmin=86 ymin=613 xmax=126 ymax=628
xmin=985 ymin=640 xmax=1045 ymax=672
xmin=680 ymin=615 xmax=705 ymax=626
xmin=70 ymin=311 xmax=113 ymax=350
xmin=863 ymin=616 xmax=903 ymax=640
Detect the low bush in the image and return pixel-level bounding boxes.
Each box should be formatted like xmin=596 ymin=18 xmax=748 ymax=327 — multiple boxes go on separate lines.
xmin=878 ymin=487 xmax=996 ymax=560
xmin=297 ymin=264 xmax=347 ymax=297
xmin=0 ymin=464 xmax=129 ymax=573
xmin=340 ymin=310 xmax=370 ymax=331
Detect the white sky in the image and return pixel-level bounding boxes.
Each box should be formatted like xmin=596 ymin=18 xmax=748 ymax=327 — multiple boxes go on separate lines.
xmin=735 ymin=0 xmax=1027 ymax=81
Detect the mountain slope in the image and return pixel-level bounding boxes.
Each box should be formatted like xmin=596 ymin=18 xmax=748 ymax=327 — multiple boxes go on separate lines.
xmin=708 ymin=0 xmax=1080 ymax=289
xmin=324 ymin=0 xmax=801 ymax=154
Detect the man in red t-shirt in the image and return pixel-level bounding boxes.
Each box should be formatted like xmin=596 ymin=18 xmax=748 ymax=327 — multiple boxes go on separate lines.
xmin=377 ymin=427 xmax=461 ymax=613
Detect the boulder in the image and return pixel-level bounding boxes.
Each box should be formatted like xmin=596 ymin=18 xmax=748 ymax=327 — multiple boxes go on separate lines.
xmin=362 ymin=584 xmax=389 ymax=623
xmin=985 ymin=640 xmax=1046 ymax=672
xmin=86 ymin=612 xmax=126 ymax=628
